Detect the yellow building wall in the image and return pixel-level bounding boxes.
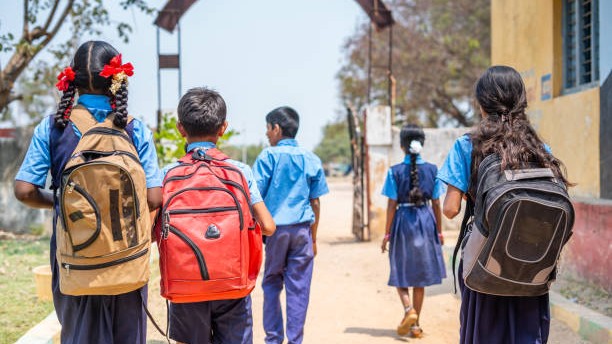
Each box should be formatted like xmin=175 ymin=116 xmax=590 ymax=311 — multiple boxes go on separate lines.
xmin=491 ymin=0 xmax=601 ymax=198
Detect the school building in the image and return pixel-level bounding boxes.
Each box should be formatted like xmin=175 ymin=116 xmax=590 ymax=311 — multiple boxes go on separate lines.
xmin=491 ymin=0 xmax=611 ymax=291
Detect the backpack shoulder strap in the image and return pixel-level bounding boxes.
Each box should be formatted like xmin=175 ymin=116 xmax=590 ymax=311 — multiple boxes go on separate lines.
xmin=205 ymin=148 xmax=230 ymax=161
xmin=69 ymin=106 xmax=98 ymax=134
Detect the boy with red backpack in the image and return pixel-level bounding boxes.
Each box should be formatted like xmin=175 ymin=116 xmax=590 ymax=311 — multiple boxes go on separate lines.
xmin=157 ymin=87 xmax=275 ymax=344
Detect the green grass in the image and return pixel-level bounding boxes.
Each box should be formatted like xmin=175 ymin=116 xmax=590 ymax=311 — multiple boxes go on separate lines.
xmin=0 ymin=237 xmax=54 ymax=344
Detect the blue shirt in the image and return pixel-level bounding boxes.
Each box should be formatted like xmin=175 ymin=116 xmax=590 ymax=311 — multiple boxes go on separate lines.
xmin=15 ymin=94 xmax=162 ymax=188
xmin=252 ymin=138 xmax=329 ymax=226
xmin=437 ymin=135 xmax=552 ymax=192
xmin=162 ymin=141 xmax=263 ymax=205
xmin=381 ymin=154 xmax=445 ymax=200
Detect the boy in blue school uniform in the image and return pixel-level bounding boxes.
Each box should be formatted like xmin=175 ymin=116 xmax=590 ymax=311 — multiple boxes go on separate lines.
xmin=253 ymin=106 xmax=329 ymax=344
xmin=14 ymin=41 xmax=162 ymax=344
xmin=162 ymin=87 xmax=275 ymax=344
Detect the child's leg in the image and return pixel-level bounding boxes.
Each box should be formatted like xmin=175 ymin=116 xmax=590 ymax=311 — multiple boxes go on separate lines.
xmin=168 ymin=301 xmax=213 ymax=344
xmin=412 ymin=287 xmax=425 ymax=324
xmin=211 ymin=296 xmax=253 ymax=344
xmin=262 ymin=227 xmax=291 ymax=344
xmin=284 ymin=224 xmax=314 ymax=344
xmin=396 ymin=287 xmax=411 ymax=309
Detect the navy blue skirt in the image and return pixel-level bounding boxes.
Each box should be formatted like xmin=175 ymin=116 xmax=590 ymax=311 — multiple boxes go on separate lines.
xmin=458 ymin=261 xmax=550 ymax=344
xmin=388 ymin=206 xmax=446 ymax=287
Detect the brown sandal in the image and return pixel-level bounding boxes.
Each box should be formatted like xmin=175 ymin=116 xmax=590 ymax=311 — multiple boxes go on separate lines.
xmin=410 ymin=325 xmax=423 ymax=338
xmin=396 ymin=309 xmax=418 ymax=336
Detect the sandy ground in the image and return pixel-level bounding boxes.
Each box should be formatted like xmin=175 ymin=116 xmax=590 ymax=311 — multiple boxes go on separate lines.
xmin=147 ymin=179 xmax=589 ymax=343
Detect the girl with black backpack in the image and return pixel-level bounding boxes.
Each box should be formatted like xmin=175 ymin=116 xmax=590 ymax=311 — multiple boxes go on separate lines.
xmin=438 ymin=65 xmax=572 ymax=343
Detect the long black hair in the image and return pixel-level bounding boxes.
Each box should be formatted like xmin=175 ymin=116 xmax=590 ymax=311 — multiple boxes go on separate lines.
xmin=400 ymin=124 xmax=426 ymax=205
xmin=54 ymin=41 xmax=129 ymax=129
xmin=469 ymin=65 xmax=571 ymax=195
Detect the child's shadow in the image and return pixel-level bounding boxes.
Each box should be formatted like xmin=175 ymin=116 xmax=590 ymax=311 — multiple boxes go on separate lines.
xmin=344 ymin=327 xmax=411 ymax=342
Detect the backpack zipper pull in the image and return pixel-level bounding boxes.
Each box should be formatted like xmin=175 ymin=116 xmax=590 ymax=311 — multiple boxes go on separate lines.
xmin=162 ymin=212 xmax=170 ymax=239
xmin=65 ymin=263 xmax=70 ymax=275
xmin=67 ymin=182 xmax=75 ymax=193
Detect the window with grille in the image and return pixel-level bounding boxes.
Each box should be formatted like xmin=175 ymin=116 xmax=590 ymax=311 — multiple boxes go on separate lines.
xmin=563 ymin=0 xmax=599 ymax=91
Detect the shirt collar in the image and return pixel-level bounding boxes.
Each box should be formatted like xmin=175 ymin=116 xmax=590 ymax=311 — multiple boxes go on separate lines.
xmin=403 ymin=154 xmax=425 ymax=165
xmin=277 ymin=138 xmax=298 ymax=147
xmin=77 ymin=94 xmax=112 ymax=122
xmin=187 ymin=141 xmax=216 ymax=152
xmin=77 ymin=94 xmax=112 ymax=111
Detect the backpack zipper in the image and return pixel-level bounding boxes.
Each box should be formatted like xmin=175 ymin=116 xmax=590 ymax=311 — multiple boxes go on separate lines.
xmin=62 ymin=247 xmax=148 ymax=273
xmin=163 ymin=187 xmax=244 ymax=231
xmin=166 ymin=225 xmax=210 ymax=280
xmin=484 ymin=184 xmax=572 ymax=226
xmin=74 ymin=150 xmax=140 ymax=164
xmin=83 ymin=127 xmax=131 ymax=142
xmin=165 ymin=163 xmax=255 ymax=228
xmin=61 ymin=182 xmax=102 ymax=252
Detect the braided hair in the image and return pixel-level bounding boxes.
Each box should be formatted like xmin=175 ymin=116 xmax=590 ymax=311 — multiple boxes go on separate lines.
xmin=54 ymin=41 xmax=129 ymax=129
xmin=400 ymin=124 xmax=426 ymax=205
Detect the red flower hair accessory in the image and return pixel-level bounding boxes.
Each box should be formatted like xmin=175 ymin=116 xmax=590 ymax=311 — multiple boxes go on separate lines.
xmin=99 ymin=54 xmax=134 ymax=95
xmin=55 ymin=67 xmax=75 ymax=92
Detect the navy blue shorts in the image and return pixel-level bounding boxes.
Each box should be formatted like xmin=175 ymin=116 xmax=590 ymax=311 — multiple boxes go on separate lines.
xmin=169 ymin=296 xmax=253 ymax=344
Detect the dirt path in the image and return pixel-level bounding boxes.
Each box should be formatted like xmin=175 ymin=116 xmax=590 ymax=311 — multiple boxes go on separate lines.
xmin=147 ymin=179 xmax=589 ymax=343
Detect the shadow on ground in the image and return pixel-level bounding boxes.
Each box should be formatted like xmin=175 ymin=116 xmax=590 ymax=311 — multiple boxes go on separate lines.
xmin=344 ymin=327 xmax=411 ymax=342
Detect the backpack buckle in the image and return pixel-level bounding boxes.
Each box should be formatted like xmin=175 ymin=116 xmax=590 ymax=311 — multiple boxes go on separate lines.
xmin=192 ymin=148 xmax=212 ymax=162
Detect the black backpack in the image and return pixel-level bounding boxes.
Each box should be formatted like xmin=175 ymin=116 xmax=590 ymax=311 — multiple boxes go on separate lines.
xmin=455 ymin=154 xmax=574 ymax=296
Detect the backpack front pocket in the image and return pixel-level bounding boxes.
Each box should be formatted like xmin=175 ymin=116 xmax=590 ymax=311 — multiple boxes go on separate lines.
xmin=162 ymin=207 xmax=243 ymax=282
xmin=62 ymin=182 xmax=102 ymax=252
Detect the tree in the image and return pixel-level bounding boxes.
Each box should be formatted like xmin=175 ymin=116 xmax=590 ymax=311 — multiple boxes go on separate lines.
xmin=314 ymin=120 xmax=351 ymax=165
xmin=154 ymin=112 xmax=240 ymax=166
xmin=0 ymin=0 xmax=155 ymax=114
xmin=337 ymin=0 xmax=490 ymax=127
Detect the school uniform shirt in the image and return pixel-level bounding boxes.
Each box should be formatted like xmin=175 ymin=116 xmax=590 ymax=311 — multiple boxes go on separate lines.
xmin=162 ymin=141 xmax=263 ymax=205
xmin=381 ymin=154 xmax=446 ymax=201
xmin=252 ymin=138 xmax=329 ymax=226
xmin=15 ymin=94 xmax=162 ymax=188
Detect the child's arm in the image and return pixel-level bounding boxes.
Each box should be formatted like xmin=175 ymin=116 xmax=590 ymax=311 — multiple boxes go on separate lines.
xmin=381 ymin=198 xmax=397 ymax=253
xmin=310 ymin=198 xmax=320 ymax=256
xmin=14 ymin=181 xmax=53 ymax=209
xmin=431 ymin=199 xmax=444 ymax=245
xmin=252 ymin=202 xmax=276 ymax=236
xmin=147 ymin=187 xmax=162 ymax=211
xmin=442 ymin=185 xmax=463 ymax=219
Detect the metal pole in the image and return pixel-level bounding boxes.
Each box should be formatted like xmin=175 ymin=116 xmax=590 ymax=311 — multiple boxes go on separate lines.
xmin=367 ymin=18 xmax=373 ymax=105
xmin=178 ymin=20 xmax=182 ymax=98
xmin=388 ymin=23 xmax=393 ymax=110
xmin=156 ymin=27 xmax=162 ymax=132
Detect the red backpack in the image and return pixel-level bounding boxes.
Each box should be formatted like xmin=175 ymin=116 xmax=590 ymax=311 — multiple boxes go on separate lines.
xmin=155 ymin=148 xmax=262 ymax=303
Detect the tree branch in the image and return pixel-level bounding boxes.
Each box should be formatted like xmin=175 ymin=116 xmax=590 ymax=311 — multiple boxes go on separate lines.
xmin=40 ymin=0 xmax=74 ymax=48
xmin=23 ymin=0 xmax=29 ymax=41
xmin=42 ymin=0 xmax=61 ymax=34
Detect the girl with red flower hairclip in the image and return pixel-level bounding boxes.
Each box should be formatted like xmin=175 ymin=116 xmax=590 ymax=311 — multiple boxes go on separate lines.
xmin=13 ymin=41 xmax=162 ymax=344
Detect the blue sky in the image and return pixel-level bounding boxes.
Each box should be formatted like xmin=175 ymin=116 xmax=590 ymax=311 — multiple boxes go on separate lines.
xmin=0 ymin=0 xmax=366 ymax=149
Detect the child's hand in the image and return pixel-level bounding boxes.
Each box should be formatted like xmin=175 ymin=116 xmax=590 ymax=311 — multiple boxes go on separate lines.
xmin=381 ymin=236 xmax=389 ymax=253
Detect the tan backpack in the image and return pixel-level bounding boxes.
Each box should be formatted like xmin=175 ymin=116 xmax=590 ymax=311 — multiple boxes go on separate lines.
xmin=56 ymin=107 xmax=151 ymax=295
